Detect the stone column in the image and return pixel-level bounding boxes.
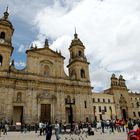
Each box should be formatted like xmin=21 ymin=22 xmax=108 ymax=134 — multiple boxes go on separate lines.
xmin=6 ymin=88 xmax=14 ymax=122
xmin=32 ymin=92 xmax=38 ymax=123
xmin=52 ymin=96 xmax=56 ymax=123
xmin=24 ymin=89 xmax=33 ymax=124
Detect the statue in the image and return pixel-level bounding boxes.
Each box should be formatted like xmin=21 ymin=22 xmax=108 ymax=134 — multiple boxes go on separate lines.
xmin=17 ymin=93 xmax=22 ymax=102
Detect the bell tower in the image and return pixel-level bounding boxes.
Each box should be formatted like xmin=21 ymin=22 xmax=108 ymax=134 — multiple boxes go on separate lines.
xmin=67 ymin=31 xmax=90 ymax=81
xmin=0 ymin=7 xmax=14 ymax=71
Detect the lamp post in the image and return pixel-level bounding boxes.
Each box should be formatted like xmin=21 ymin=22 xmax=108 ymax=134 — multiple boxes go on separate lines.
xmin=109 ymin=107 xmax=112 ymax=120
xmin=65 ymin=97 xmax=75 ymax=132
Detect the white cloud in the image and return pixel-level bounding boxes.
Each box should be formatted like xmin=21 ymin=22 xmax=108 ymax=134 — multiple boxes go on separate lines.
xmin=50 ymin=35 xmax=72 ymax=74
xmin=0 ymin=0 xmax=82 ymax=24
xmin=32 ymin=0 xmax=140 ymax=92
xmin=1 ymin=0 xmax=140 ymax=92
xmin=17 ymin=44 xmax=31 ymax=53
xmin=17 ymin=44 xmax=25 ymax=53
xmin=15 ymin=61 xmax=26 ymax=68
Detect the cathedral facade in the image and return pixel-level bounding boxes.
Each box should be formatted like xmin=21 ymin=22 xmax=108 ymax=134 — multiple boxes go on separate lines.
xmin=0 ymin=9 xmax=93 ymax=124
xmin=0 ymin=9 xmax=140 ymax=125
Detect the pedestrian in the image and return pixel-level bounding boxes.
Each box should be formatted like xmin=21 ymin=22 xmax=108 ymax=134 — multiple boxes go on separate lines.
xmin=87 ymin=123 xmax=92 ymax=135
xmin=43 ymin=122 xmax=47 ymax=135
xmin=121 ymin=119 xmax=125 ymax=132
xmin=93 ymin=120 xmax=97 ymax=131
xmin=39 ymin=121 xmax=43 ymax=136
xmin=35 ymin=123 xmax=38 ymax=133
xmin=115 ymin=119 xmax=121 ymax=132
xmin=101 ymin=120 xmax=105 ymax=133
xmin=79 ymin=121 xmax=83 ymax=130
xmin=59 ymin=121 xmax=62 ymax=134
xmin=27 ymin=124 xmax=31 ymax=132
xmin=109 ymin=120 xmax=114 ymax=133
xmin=46 ymin=121 xmax=52 ymax=140
xmin=54 ymin=121 xmax=60 ymax=140
xmin=125 ymin=120 xmax=129 ymax=132
xmin=4 ymin=123 xmax=9 ymax=135
xmin=128 ymin=118 xmax=133 ymax=132
xmin=63 ymin=122 xmax=67 ymax=133
xmin=24 ymin=124 xmax=27 ymax=133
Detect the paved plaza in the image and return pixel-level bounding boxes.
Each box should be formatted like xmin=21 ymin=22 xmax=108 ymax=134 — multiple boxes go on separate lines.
xmin=0 ymin=130 xmax=127 ymax=140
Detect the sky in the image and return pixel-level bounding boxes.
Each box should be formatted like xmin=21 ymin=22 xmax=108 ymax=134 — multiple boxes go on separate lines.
xmin=0 ymin=0 xmax=140 ymax=92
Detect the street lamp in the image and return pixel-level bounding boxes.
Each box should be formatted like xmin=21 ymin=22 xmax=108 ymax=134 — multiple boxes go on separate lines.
xmin=109 ymin=107 xmax=113 ymax=119
xmin=65 ymin=97 xmax=75 ymax=132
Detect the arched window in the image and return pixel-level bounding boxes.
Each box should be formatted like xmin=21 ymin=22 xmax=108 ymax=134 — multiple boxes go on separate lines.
xmin=79 ymin=51 xmax=82 ymax=56
xmin=0 ymin=32 xmax=5 ymax=39
xmin=17 ymin=92 xmax=22 ymax=102
xmin=80 ymin=69 xmax=85 ymax=78
xmin=0 ymin=55 xmax=3 ymax=66
xmin=43 ymin=65 xmax=50 ymax=76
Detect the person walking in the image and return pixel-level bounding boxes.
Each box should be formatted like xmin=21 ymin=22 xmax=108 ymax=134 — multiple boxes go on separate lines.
xmin=109 ymin=120 xmax=114 ymax=133
xmin=59 ymin=121 xmax=62 ymax=134
xmin=39 ymin=121 xmax=43 ymax=136
xmin=63 ymin=122 xmax=67 ymax=133
xmin=128 ymin=118 xmax=133 ymax=132
xmin=46 ymin=121 xmax=52 ymax=140
xmin=4 ymin=123 xmax=9 ymax=135
xmin=93 ymin=120 xmax=97 ymax=132
xmin=35 ymin=123 xmax=38 ymax=133
xmin=101 ymin=119 xmax=105 ymax=133
xmin=54 ymin=121 xmax=60 ymax=140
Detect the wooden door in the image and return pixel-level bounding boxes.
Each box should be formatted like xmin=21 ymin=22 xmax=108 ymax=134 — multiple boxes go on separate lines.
xmin=40 ymin=104 xmax=51 ymax=123
xmin=13 ymin=106 xmax=23 ymax=124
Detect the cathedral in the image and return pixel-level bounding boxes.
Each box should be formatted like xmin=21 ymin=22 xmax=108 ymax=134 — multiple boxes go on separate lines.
xmin=0 ymin=9 xmax=140 ymax=125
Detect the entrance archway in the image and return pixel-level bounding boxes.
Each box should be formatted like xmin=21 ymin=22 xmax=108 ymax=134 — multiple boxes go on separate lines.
xmin=40 ymin=104 xmax=51 ymax=123
xmin=13 ymin=106 xmax=23 ymax=124
xmin=119 ymin=95 xmax=128 ymax=120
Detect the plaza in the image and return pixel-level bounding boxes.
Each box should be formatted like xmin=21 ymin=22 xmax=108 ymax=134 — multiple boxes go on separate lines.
xmin=0 ymin=130 xmax=127 ymax=140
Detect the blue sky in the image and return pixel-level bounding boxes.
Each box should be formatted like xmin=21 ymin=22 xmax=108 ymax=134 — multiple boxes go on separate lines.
xmin=0 ymin=0 xmax=140 ymax=92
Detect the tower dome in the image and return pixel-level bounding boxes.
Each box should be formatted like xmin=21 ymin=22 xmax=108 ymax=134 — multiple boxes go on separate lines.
xmin=0 ymin=6 xmax=14 ymax=31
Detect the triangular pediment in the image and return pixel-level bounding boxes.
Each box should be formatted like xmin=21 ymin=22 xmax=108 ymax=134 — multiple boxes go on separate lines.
xmin=26 ymin=47 xmax=65 ymax=59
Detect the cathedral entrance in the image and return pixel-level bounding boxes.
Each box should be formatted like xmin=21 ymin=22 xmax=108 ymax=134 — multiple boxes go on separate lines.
xmin=119 ymin=95 xmax=128 ymax=120
xmin=40 ymin=104 xmax=51 ymax=122
xmin=13 ymin=106 xmax=23 ymax=124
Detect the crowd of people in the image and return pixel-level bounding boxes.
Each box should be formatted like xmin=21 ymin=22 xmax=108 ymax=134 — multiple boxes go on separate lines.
xmin=97 ymin=118 xmax=137 ymax=133
xmin=35 ymin=118 xmax=140 ymax=140
xmin=0 ymin=118 xmax=140 ymax=140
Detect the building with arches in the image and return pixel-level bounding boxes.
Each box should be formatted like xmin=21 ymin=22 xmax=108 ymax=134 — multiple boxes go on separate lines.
xmin=0 ymin=9 xmax=93 ymax=124
xmin=0 ymin=9 xmax=140 ymax=124
xmin=92 ymin=74 xmax=140 ymax=121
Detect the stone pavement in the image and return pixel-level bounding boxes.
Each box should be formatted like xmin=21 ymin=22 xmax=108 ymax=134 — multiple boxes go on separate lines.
xmin=0 ymin=130 xmax=127 ymax=140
